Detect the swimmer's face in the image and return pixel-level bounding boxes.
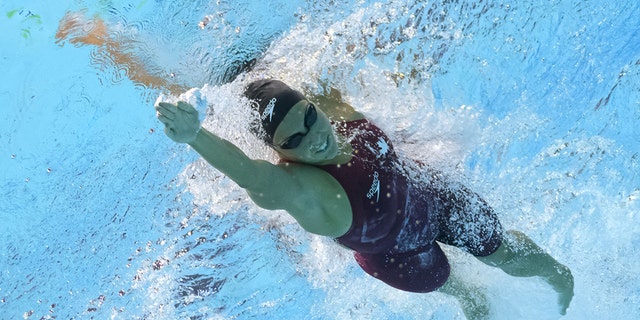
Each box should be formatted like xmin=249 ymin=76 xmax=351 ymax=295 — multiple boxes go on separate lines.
xmin=272 ymin=100 xmax=341 ymax=164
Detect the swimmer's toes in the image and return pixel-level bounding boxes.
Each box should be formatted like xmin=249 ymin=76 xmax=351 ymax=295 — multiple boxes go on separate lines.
xmin=553 ymin=265 xmax=574 ymax=315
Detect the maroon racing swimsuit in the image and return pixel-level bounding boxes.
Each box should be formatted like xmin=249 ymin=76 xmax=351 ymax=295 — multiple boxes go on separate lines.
xmin=318 ymin=119 xmax=502 ymax=293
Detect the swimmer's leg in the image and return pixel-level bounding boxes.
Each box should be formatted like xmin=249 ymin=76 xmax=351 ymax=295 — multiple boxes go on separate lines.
xmin=437 ymin=265 xmax=490 ymax=320
xmin=477 ymin=230 xmax=574 ymax=315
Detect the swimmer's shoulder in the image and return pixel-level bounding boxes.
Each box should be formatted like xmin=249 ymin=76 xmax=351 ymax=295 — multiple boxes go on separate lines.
xmin=273 ymin=161 xmax=352 ymax=237
xmin=309 ymin=87 xmax=365 ymax=122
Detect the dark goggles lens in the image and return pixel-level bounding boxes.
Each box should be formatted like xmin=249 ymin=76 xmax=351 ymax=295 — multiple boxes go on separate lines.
xmin=279 ymin=103 xmax=317 ymax=149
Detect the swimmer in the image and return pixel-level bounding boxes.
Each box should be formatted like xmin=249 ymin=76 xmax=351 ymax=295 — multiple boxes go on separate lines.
xmin=58 ymin=12 xmax=574 ymax=319
xmin=155 ymin=80 xmax=574 ymax=319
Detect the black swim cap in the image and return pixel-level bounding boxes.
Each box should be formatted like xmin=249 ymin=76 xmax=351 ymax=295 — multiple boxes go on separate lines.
xmin=244 ymin=79 xmax=306 ymax=144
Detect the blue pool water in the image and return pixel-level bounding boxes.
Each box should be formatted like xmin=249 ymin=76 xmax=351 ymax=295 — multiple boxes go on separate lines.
xmin=1 ymin=1 xmax=639 ymax=319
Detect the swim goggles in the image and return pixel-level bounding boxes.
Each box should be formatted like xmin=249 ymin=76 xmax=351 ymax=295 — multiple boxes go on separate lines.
xmin=279 ymin=102 xmax=318 ymax=149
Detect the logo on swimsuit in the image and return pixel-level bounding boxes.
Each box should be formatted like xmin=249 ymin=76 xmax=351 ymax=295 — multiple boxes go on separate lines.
xmin=376 ymin=138 xmax=389 ymax=158
xmin=366 ymin=171 xmax=380 ymax=202
xmin=365 ymin=138 xmax=390 ymax=159
xmin=261 ymin=97 xmax=277 ymax=122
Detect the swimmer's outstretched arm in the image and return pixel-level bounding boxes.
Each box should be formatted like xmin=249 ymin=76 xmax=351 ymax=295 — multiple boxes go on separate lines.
xmin=155 ymin=101 xmax=351 ymax=237
xmin=155 ymin=101 xmax=291 ymax=189
xmin=56 ymin=11 xmax=187 ymax=94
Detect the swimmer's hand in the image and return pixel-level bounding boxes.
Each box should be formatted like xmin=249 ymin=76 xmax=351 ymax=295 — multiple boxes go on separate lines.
xmin=155 ymin=101 xmax=201 ymax=144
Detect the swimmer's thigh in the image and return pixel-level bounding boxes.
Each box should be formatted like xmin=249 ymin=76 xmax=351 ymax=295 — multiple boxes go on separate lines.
xmin=354 ymin=243 xmax=450 ymax=293
xmin=435 ymin=185 xmax=503 ymax=257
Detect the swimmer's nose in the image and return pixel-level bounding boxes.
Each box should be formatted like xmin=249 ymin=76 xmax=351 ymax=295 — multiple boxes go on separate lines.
xmin=308 ymin=132 xmax=325 ymax=151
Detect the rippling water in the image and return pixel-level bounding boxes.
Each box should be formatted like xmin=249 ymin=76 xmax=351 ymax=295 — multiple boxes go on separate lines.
xmin=1 ymin=0 xmax=639 ymax=319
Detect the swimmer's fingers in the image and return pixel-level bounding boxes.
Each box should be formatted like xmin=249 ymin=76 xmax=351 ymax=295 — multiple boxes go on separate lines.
xmin=156 ymin=101 xmax=196 ymax=116
xmin=157 ymin=101 xmax=176 ymax=109
xmin=155 ymin=101 xmax=200 ymax=144
xmin=155 ymin=109 xmax=176 ymax=122
xmin=156 ymin=102 xmax=177 ymax=115
xmin=156 ymin=114 xmax=173 ymax=126
xmin=176 ymin=101 xmax=197 ymax=114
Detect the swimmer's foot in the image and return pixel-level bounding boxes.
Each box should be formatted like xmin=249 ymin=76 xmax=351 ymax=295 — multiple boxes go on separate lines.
xmin=543 ymin=263 xmax=574 ymax=315
xmin=56 ymin=11 xmax=108 ymax=46
xmin=477 ymin=230 xmax=575 ymax=315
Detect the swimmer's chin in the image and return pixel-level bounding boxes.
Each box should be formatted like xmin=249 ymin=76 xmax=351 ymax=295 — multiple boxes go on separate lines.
xmin=320 ymin=140 xmax=348 ymax=164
